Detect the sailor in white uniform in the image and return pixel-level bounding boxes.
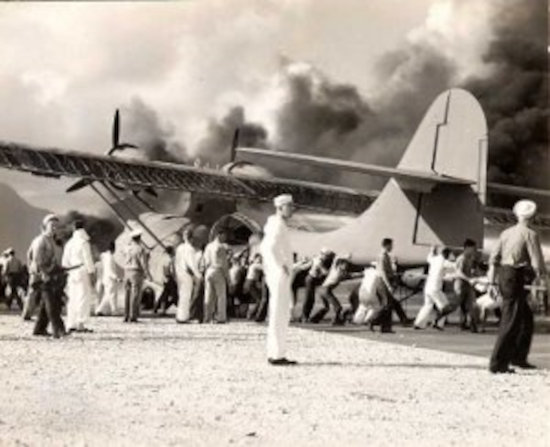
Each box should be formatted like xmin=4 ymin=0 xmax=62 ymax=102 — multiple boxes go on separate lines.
xmin=261 ymin=194 xmax=297 ymax=366
xmin=62 ymin=219 xmax=96 ymax=333
xmin=414 ymin=246 xmax=455 ymax=330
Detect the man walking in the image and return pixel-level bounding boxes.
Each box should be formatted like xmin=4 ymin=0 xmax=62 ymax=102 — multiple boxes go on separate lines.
xmin=122 ymin=230 xmax=151 ymax=323
xmin=62 ymin=220 xmax=96 ymax=333
xmin=262 ymin=194 xmax=296 ymax=366
xmin=489 ymin=200 xmax=547 ymax=373
xmin=30 ymin=214 xmax=67 ymax=338
xmin=203 ymin=230 xmax=229 ymax=324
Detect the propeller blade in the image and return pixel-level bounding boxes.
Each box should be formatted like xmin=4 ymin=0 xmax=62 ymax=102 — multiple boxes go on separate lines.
xmin=230 ymin=128 xmax=240 ymax=162
xmin=66 ymin=178 xmax=92 ymax=193
xmin=112 ymin=109 xmax=120 ymax=148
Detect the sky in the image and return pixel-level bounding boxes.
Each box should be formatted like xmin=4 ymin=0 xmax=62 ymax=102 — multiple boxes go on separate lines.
xmin=0 ymin=0 xmax=545 ymax=214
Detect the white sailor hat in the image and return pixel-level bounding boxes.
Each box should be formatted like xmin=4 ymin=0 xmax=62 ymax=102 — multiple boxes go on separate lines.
xmin=273 ymin=194 xmax=293 ymax=207
xmin=320 ymin=247 xmax=333 ymax=256
xmin=513 ymin=200 xmax=537 ymax=219
xmin=5 ymin=247 xmax=14 ymax=255
xmin=42 ymin=213 xmax=59 ymax=226
xmin=130 ymin=229 xmax=143 ymax=239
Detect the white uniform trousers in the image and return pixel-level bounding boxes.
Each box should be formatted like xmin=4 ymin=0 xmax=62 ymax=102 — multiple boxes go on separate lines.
xmin=96 ymin=279 xmax=118 ymax=315
xmin=266 ymin=267 xmax=292 ymax=360
xmin=175 ymin=271 xmax=193 ymax=322
xmin=414 ymin=289 xmax=449 ymax=329
xmin=204 ymin=267 xmax=227 ymax=323
xmin=66 ymin=268 xmax=93 ymax=329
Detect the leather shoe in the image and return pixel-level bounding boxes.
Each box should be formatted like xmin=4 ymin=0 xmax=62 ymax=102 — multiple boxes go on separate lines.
xmin=33 ymin=331 xmax=51 ymax=337
xmin=268 ymin=358 xmax=297 ymax=366
xmin=511 ymin=361 xmax=537 ymax=370
xmin=490 ymin=367 xmax=515 ymax=374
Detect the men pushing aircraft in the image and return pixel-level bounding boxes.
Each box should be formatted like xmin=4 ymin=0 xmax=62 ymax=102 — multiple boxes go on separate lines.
xmin=262 ymin=194 xmax=296 ymax=366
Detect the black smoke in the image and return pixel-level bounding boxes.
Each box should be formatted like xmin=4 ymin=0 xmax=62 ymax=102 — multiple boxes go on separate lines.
xmin=196 ymin=106 xmax=268 ymax=167
xmin=123 ymin=97 xmax=187 ymax=164
xmin=57 ymin=210 xmax=122 ymax=253
xmin=462 ymin=0 xmax=548 ymax=190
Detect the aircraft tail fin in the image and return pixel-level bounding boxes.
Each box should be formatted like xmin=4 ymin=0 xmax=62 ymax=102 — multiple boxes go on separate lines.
xmin=289 ymin=89 xmax=489 ymax=262
xmin=398 ymin=88 xmax=488 ymax=202
xmin=395 ymin=88 xmax=488 ymax=248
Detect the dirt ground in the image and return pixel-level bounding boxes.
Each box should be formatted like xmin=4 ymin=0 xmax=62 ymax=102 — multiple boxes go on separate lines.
xmin=0 ymin=314 xmax=548 ymax=447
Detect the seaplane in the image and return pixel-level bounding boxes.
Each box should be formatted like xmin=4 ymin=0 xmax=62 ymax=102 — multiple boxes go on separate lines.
xmin=0 ymin=88 xmax=548 ymax=275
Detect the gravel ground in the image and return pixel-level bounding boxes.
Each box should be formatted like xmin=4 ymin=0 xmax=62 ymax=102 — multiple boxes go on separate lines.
xmin=0 ymin=314 xmax=548 ymax=447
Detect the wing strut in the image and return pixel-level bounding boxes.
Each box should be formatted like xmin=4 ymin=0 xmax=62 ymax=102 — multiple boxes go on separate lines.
xmin=101 ymin=182 xmax=167 ymax=250
xmin=89 ymin=183 xmax=152 ymax=250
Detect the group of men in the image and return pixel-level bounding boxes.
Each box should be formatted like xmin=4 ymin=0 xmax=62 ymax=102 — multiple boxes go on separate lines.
xmin=6 ymin=191 xmax=547 ymax=371
xmin=256 ymin=194 xmax=547 ymax=371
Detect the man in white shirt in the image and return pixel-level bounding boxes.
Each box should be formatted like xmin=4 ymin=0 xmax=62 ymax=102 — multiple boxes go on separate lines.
xmin=62 ymin=220 xmax=96 ymax=333
xmin=414 ymin=246 xmax=455 ymax=330
xmin=262 ymin=194 xmax=296 ymax=366
xmin=95 ymin=241 xmax=120 ymax=316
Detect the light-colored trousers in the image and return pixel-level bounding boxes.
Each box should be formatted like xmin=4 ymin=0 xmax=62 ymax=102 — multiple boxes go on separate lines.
xmin=96 ymin=279 xmax=118 ymax=315
xmin=353 ymin=270 xmax=381 ymax=325
xmin=204 ymin=267 xmax=227 ymax=323
xmin=66 ymin=269 xmax=93 ymax=329
xmin=265 ymin=266 xmax=292 ymax=360
xmin=175 ymin=271 xmax=193 ymax=322
xmin=414 ymin=289 xmax=449 ymax=329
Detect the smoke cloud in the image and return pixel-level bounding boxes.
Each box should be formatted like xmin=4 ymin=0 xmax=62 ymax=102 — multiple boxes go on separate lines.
xmin=196 ymin=106 xmax=268 ymax=167
xmin=123 ymin=97 xmax=187 ymax=164
xmin=462 ymin=0 xmax=548 ymax=190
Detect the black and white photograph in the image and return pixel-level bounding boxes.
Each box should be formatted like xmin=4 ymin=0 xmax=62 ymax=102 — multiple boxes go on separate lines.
xmin=0 ymin=0 xmax=548 ymax=445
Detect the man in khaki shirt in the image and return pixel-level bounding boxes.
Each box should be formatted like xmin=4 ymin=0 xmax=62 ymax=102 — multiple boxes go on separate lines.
xmin=489 ymin=200 xmax=547 ymax=373
xmin=122 ymin=230 xmax=151 ymax=323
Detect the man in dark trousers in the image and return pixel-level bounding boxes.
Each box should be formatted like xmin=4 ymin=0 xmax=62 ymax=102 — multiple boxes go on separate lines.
xmin=153 ymin=246 xmax=178 ymax=315
xmin=30 ymin=214 xmax=67 ymax=338
xmin=376 ymin=238 xmax=412 ymax=332
xmin=488 ymin=200 xmax=546 ymax=373
xmin=300 ymin=248 xmax=334 ymax=323
xmin=3 ymin=248 xmax=24 ymax=311
xmin=122 ymin=230 xmax=151 ymax=323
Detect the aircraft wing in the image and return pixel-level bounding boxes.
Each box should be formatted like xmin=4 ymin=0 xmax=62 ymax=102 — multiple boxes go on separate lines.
xmin=0 ymin=141 xmax=375 ymax=215
xmin=238 ymin=147 xmax=476 ymax=192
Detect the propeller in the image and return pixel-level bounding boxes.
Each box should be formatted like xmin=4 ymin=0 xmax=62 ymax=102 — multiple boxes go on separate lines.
xmin=108 ymin=108 xmax=137 ymax=155
xmin=67 ymin=108 xmax=139 ymax=193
